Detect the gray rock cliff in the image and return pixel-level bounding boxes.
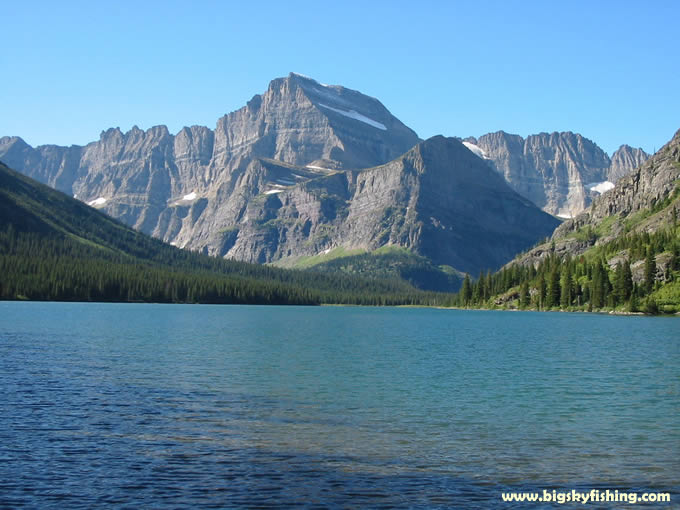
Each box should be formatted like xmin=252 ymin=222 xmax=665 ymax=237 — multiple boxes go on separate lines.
xmin=463 ymin=132 xmax=648 ymax=217
xmin=507 ymin=129 xmax=680 ymax=268
xmin=179 ymin=136 xmax=559 ymax=275
xmin=0 ymin=73 xmax=419 ymax=244
xmin=609 ymin=144 xmax=650 ymax=182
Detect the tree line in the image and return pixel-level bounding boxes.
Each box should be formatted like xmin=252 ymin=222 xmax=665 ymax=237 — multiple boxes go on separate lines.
xmin=451 ymin=224 xmax=680 ymax=314
xmin=0 ymin=224 xmax=447 ymax=306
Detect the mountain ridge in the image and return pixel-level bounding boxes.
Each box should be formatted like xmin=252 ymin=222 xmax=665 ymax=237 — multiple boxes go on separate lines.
xmin=0 ymin=73 xmax=645 ymax=276
xmin=202 ymin=135 xmax=560 ymax=274
xmin=448 ymin=128 xmax=680 ymax=314
xmin=463 ymin=130 xmax=649 ymax=217
xmin=0 ymin=160 xmax=439 ymax=305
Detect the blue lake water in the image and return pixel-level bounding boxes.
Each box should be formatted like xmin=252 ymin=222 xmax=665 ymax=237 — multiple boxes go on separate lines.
xmin=0 ymin=302 xmax=678 ymax=508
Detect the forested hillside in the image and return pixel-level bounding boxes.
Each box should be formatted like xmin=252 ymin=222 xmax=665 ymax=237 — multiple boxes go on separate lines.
xmin=449 ymin=130 xmax=680 ymax=314
xmin=0 ymin=162 xmax=444 ymax=306
xmin=452 ymin=223 xmax=679 ymax=313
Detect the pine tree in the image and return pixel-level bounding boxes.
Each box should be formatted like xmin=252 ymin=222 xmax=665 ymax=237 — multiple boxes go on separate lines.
xmin=629 ymin=285 xmax=639 ymax=312
xmin=622 ymin=261 xmax=633 ymax=301
xmin=591 ymin=262 xmax=603 ymax=309
xmin=560 ymin=264 xmax=572 ymax=308
xmin=613 ymin=262 xmax=625 ymax=305
xmin=471 ymin=272 xmax=481 ymax=304
xmin=546 ymin=268 xmax=560 ymax=308
xmin=644 ymin=248 xmax=656 ymax=294
xmin=537 ymin=274 xmax=546 ymax=310
xmin=461 ymin=274 xmax=472 ymax=306
xmin=519 ymin=281 xmax=529 ymax=309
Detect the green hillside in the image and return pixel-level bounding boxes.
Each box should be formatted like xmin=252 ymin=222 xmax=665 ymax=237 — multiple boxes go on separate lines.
xmin=451 ymin=220 xmax=680 ymax=314
xmin=0 ymin=162 xmax=446 ymax=306
xmin=447 ymin=130 xmax=680 ymax=315
xmin=275 ymin=245 xmax=463 ymax=292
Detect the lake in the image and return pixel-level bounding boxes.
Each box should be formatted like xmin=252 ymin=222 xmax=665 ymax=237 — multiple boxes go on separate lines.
xmin=0 ymin=302 xmax=678 ymax=508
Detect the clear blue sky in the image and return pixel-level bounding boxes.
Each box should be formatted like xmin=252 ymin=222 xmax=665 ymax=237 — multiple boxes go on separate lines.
xmin=2 ymin=0 xmax=678 ymax=156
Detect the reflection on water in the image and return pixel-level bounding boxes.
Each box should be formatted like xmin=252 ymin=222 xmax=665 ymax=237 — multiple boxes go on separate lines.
xmin=1 ymin=303 xmax=678 ymax=508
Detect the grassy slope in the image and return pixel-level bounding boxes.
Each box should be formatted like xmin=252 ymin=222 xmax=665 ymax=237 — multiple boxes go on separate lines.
xmin=273 ymin=245 xmax=464 ymax=292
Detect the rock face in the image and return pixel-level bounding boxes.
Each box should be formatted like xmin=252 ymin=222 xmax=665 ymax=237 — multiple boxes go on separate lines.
xmin=2 ymin=72 xmax=640 ymax=275
xmin=463 ymin=132 xmax=648 ymax=217
xmin=608 ymin=144 xmax=650 ymax=182
xmin=186 ymin=136 xmax=559 ymax=274
xmin=0 ymin=73 xmax=419 ymax=241
xmin=507 ymin=129 xmax=680 ymax=268
xmin=556 ymin=129 xmax=680 ymax=237
xmin=0 ymin=137 xmax=84 ymax=192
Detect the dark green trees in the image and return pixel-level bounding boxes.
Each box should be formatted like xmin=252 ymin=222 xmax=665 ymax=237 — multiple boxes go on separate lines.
xmin=451 ymin=224 xmax=679 ymax=314
xmin=546 ymin=267 xmax=560 ymax=308
xmin=460 ymin=274 xmax=472 ymax=305
xmin=645 ymin=248 xmax=657 ymax=293
xmin=559 ymin=264 xmax=572 ymax=308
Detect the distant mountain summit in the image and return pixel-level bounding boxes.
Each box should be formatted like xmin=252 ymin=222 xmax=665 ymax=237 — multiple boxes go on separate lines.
xmin=509 ymin=128 xmax=680 ymax=269
xmin=462 ymin=132 xmax=648 ymax=217
xmin=0 ymin=73 xmax=419 ymax=240
xmin=608 ymin=144 xmax=650 ymax=183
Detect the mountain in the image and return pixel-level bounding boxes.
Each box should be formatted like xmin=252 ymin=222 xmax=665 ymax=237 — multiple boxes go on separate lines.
xmin=0 ymin=72 xmax=419 ymax=243
xmin=0 ymin=161 xmax=440 ymax=305
xmin=452 ymin=129 xmax=680 ymax=313
xmin=536 ymin=128 xmax=680 ymax=258
xmin=6 ymin=73 xmax=648 ymax=277
xmin=462 ymin=132 xmax=649 ymax=217
xmin=608 ymin=144 xmax=650 ymax=182
xmin=206 ymin=135 xmax=560 ymax=275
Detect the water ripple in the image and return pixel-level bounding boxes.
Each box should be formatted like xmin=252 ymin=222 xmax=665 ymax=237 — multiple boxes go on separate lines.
xmin=1 ymin=303 xmax=678 ymax=508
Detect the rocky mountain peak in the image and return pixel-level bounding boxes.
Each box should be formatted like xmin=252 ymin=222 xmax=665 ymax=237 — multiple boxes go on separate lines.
xmin=0 ymin=135 xmax=29 ymax=149
xmin=609 ymin=144 xmax=650 ymax=182
xmin=411 ymin=135 xmax=505 ymax=185
xmin=210 ymin=73 xmax=420 ymax=172
xmin=99 ymin=127 xmax=124 ymax=142
xmin=469 ymin=130 xmax=645 ymax=217
xmin=0 ymin=136 xmax=32 ymax=164
xmin=506 ymin=129 xmax=679 ymax=269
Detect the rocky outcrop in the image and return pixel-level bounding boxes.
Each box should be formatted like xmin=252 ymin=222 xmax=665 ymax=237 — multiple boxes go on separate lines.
xmin=463 ymin=132 xmax=648 ymax=217
xmin=0 ymin=73 xmax=419 ymax=243
xmin=507 ymin=129 xmax=680 ymax=268
xmin=609 ymin=144 xmax=650 ymax=182
xmin=555 ymin=129 xmax=680 ymax=237
xmin=180 ymin=136 xmax=559 ymax=274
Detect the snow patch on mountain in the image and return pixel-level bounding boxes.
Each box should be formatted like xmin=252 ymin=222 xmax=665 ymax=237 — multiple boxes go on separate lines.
xmin=291 ymin=72 xmax=329 ymax=85
xmin=182 ymin=192 xmax=197 ymax=201
xmin=291 ymin=72 xmax=314 ymax=80
xmin=463 ymin=142 xmax=490 ymax=160
xmin=587 ymin=181 xmax=615 ymax=194
xmin=87 ymin=197 xmax=107 ymax=206
xmin=318 ymin=103 xmax=387 ymax=131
